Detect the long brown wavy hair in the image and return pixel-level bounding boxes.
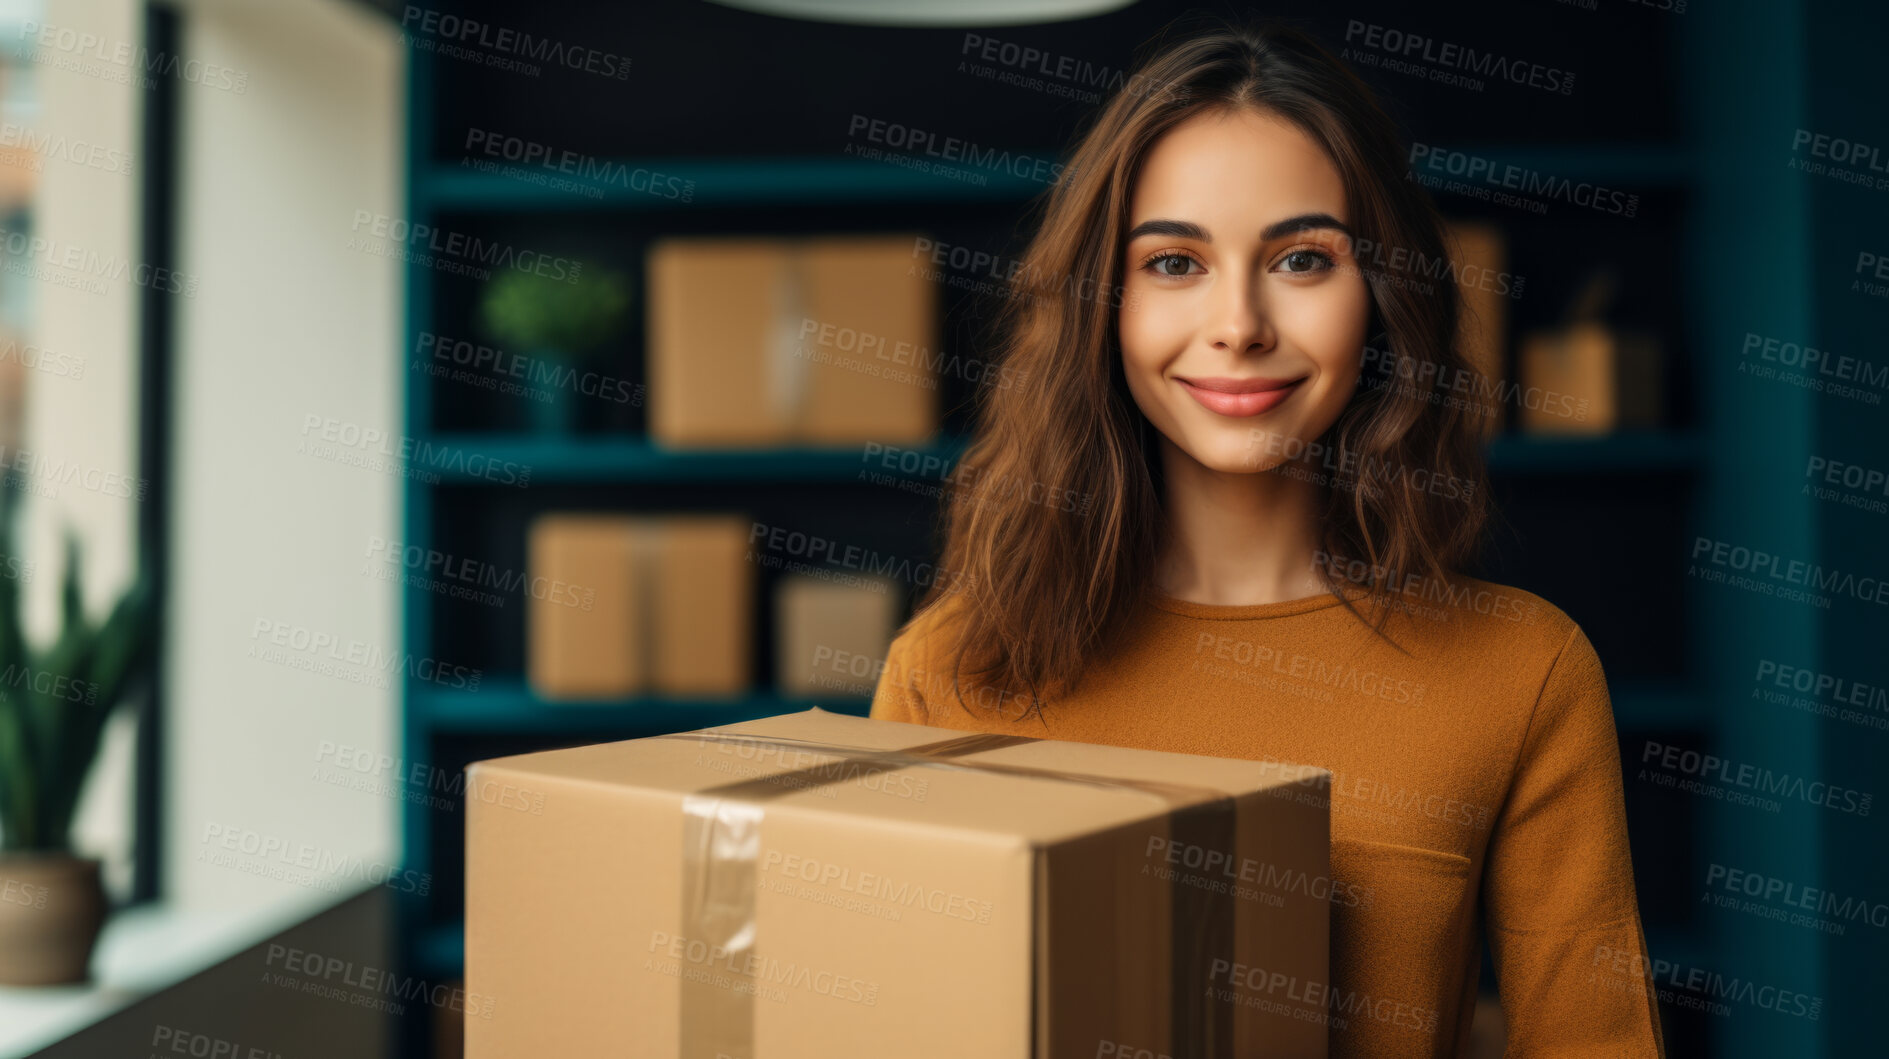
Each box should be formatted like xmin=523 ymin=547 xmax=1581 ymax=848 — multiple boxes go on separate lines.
xmin=911 ymin=16 xmax=1491 ymax=723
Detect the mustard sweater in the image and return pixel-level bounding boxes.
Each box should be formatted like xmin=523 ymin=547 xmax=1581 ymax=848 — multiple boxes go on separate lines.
xmin=868 ymin=575 xmax=1667 ymax=1058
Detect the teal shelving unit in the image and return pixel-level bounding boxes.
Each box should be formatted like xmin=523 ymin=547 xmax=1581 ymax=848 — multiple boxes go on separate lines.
xmin=1483 ymin=429 xmax=1703 ymax=474
xmin=419 ymin=154 xmax=1064 ymax=210
xmin=394 ymin=42 xmax=1049 ymax=1011
xmin=418 ymin=435 xmax=971 ymax=484
xmin=393 ymin=19 xmax=1738 ymax=1059
xmin=415 ymin=679 xmax=859 ymax=735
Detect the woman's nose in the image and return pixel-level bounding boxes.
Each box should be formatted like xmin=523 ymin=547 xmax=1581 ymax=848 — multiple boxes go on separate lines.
xmin=1206 ymin=268 xmax=1274 ymax=356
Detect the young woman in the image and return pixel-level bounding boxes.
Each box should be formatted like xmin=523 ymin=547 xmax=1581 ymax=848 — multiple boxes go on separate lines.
xmin=869 ymin=19 xmax=1666 ymax=1059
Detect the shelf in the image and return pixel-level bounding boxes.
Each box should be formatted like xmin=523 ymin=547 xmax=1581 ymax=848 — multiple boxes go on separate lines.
xmin=420 ymin=679 xmax=1687 ymax=732
xmin=415 ymin=144 xmax=1687 ymax=214
xmin=421 ymin=434 xmax=969 ymax=485
xmin=1484 ymin=430 xmax=1702 ymax=474
xmin=415 ymin=431 xmax=1701 ymax=485
xmin=416 ymin=151 xmax=1070 ymax=212
xmin=419 ymin=677 xmax=1690 ymax=733
xmin=417 ymin=679 xmax=871 ymax=735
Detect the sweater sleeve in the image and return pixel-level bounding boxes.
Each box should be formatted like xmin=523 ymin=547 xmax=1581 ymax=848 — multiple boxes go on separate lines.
xmin=1482 ymin=622 xmax=1667 ymax=1057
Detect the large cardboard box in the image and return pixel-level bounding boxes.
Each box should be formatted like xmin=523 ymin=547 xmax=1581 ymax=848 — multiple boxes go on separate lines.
xmin=646 ymin=235 xmax=939 ymax=446
xmin=467 ymin=708 xmax=1332 ymax=1058
xmin=527 ymin=514 xmax=753 ymax=699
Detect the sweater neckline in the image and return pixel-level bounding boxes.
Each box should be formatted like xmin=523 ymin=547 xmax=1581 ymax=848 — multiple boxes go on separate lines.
xmin=1144 ymin=583 xmax=1371 ymax=620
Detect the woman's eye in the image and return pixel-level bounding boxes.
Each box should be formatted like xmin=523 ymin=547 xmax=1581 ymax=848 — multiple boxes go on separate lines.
xmin=1278 ymin=249 xmax=1335 ymax=274
xmin=1145 ymin=253 xmax=1198 ymax=277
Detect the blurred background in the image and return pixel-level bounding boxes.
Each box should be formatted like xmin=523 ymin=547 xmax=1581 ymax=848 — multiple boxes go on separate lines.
xmin=0 ymin=0 xmax=1881 ymax=1056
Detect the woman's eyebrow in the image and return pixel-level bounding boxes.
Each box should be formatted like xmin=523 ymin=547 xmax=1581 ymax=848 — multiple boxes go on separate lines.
xmin=1124 ymin=218 xmax=1210 ymax=243
xmin=1124 ymin=212 xmax=1353 ymax=244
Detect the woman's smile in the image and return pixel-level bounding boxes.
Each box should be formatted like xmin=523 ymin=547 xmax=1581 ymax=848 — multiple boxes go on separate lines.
xmin=1173 ymin=375 xmax=1306 ymax=417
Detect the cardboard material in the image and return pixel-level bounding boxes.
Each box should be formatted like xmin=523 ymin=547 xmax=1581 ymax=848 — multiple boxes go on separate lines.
xmin=466 ymin=708 xmax=1332 ymax=1058
xmin=792 ymin=238 xmax=939 ymax=444
xmin=643 ymin=516 xmax=753 ymax=695
xmin=647 ymin=235 xmax=939 ymax=446
xmin=1518 ymin=321 xmax=1663 ymax=434
xmin=527 ymin=514 xmax=752 ymax=700
xmin=647 ymin=240 xmax=783 ymax=446
xmin=773 ymin=574 xmax=902 ymax=699
xmin=1443 ymin=220 xmax=1508 ymax=439
xmin=526 ymin=515 xmax=644 ymax=699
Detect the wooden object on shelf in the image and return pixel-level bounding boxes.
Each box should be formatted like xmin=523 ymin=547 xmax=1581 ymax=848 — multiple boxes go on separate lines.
xmin=773 ymin=573 xmax=901 ymax=699
xmin=647 ymin=234 xmax=939 ymax=446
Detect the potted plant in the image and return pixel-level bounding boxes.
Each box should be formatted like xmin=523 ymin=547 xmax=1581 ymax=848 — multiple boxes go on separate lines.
xmin=476 ymin=267 xmax=633 ymax=434
xmin=0 ymin=529 xmax=154 ymax=986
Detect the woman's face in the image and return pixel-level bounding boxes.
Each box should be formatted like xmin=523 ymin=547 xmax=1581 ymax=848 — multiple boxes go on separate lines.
xmin=1119 ymin=107 xmax=1371 ymax=474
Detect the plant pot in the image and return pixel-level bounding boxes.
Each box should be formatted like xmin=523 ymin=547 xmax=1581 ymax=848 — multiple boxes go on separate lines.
xmin=527 ymin=382 xmax=577 ymax=434
xmin=0 ymin=851 xmax=106 ymax=986
xmin=526 ymin=348 xmax=580 ymax=434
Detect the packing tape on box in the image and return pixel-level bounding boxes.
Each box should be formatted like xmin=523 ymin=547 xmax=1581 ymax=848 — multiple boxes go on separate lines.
xmin=631 ymin=521 xmax=660 ymax=690
xmin=661 ymin=717 xmax=1318 ymax=1058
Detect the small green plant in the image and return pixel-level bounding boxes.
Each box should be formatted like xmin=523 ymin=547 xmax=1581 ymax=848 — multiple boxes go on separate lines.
xmin=476 ymin=267 xmax=632 ymax=362
xmin=0 ymin=530 xmax=155 ymax=852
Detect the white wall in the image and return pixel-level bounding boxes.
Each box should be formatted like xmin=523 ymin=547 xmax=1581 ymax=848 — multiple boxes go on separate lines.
xmin=168 ymin=0 xmax=402 ymax=913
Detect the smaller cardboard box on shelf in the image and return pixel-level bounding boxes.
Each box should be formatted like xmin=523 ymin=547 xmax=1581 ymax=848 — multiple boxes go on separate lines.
xmin=774 ymin=573 xmax=902 ymax=700
xmin=1518 ymin=322 xmax=1663 ymax=435
xmin=525 ymin=515 xmax=644 ymax=698
xmin=466 ymin=708 xmax=1332 ymax=1058
xmin=1517 ymin=268 xmax=1663 ymax=435
xmin=527 ymin=513 xmax=752 ymax=699
xmin=646 ymin=234 xmax=940 ymax=447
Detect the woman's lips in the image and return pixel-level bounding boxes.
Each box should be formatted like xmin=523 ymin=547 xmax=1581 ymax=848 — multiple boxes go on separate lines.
xmin=1175 ymin=376 xmax=1304 ymax=417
